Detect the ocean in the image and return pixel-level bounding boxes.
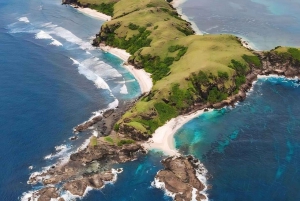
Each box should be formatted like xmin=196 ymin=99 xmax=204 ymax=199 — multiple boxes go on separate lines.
xmin=1 ymin=0 xmax=300 ymax=200
xmin=179 ymin=0 xmax=300 ymax=50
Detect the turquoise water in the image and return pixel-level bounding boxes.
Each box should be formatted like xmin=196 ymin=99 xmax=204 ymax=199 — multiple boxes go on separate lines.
xmin=175 ymin=77 xmax=300 ymax=200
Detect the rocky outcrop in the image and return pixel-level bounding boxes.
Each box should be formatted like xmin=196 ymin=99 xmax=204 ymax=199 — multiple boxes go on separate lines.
xmin=29 ymin=143 xmax=143 ymax=185
xmin=28 ymin=142 xmax=142 ymax=198
xmin=26 ymin=187 xmax=64 ymax=201
xmin=153 ymin=155 xmax=207 ymax=201
xmin=74 ymin=115 xmax=103 ymax=132
xmin=63 ymin=171 xmax=114 ymax=196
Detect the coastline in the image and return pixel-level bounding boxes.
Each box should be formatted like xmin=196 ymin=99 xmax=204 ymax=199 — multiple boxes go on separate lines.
xmin=70 ymin=5 xmax=111 ymax=21
xmin=171 ymin=0 xmax=203 ymax=35
xmin=68 ymin=4 xmax=153 ymax=94
xmin=99 ymin=44 xmax=153 ymax=94
xmin=25 ymin=1 xmax=300 ymax=200
xmin=143 ymin=109 xmax=213 ymax=156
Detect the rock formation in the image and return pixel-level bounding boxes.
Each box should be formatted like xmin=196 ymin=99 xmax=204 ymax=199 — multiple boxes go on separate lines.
xmin=153 ymin=155 xmax=207 ymax=201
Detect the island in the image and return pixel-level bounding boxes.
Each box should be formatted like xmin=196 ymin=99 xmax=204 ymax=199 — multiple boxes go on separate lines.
xmin=27 ymin=0 xmax=300 ymax=200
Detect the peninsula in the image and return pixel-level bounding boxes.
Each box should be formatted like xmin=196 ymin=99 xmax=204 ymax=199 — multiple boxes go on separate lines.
xmin=27 ymin=0 xmax=300 ymax=200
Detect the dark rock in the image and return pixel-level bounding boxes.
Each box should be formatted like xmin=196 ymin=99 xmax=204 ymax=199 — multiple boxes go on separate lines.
xmin=154 ymin=156 xmax=207 ymax=201
xmin=103 ymin=109 xmax=114 ymax=118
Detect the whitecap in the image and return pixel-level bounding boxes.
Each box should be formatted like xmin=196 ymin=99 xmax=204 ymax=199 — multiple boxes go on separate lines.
xmin=45 ymin=25 xmax=92 ymax=50
xmin=55 ymin=144 xmax=67 ymax=151
xmin=35 ymin=30 xmax=52 ymax=40
xmin=50 ymin=39 xmax=63 ymax=46
xmin=18 ymin=17 xmax=30 ymax=23
xmin=120 ymin=84 xmax=128 ymax=94
xmin=44 ymin=154 xmax=52 ymax=160
xmin=70 ymin=57 xmax=111 ymax=90
xmin=108 ymin=99 xmax=119 ymax=109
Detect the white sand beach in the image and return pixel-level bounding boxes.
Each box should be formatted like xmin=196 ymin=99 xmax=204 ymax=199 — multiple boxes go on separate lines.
xmin=72 ymin=6 xmax=111 ymax=21
xmin=143 ymin=109 xmax=213 ymax=155
xmin=100 ymin=44 xmax=153 ymax=94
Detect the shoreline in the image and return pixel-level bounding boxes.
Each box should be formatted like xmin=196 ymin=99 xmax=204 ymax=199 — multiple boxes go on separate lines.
xmin=171 ymin=0 xmax=203 ymax=35
xmin=99 ymin=44 xmax=153 ymax=94
xmin=68 ymin=4 xmax=153 ymax=94
xmin=70 ymin=4 xmax=111 ymax=21
xmin=143 ymin=109 xmax=213 ymax=156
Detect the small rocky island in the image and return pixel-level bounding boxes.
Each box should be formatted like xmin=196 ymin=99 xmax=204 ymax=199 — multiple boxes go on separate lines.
xmin=153 ymin=156 xmax=207 ymax=201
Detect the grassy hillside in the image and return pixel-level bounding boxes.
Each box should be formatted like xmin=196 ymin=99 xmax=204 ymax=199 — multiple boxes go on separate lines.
xmin=75 ymin=0 xmax=262 ymax=139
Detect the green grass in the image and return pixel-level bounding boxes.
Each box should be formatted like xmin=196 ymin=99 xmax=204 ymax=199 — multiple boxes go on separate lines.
xmin=84 ymin=0 xmax=261 ymax=138
xmin=117 ymin=139 xmax=135 ymax=146
xmin=89 ymin=2 xmax=115 ymax=16
xmin=104 ymin=136 xmax=114 ymax=144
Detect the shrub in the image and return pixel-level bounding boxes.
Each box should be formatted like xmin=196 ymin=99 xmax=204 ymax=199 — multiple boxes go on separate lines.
xmin=208 ymin=87 xmax=228 ymax=103
xmin=128 ymin=23 xmax=139 ymax=30
xmin=114 ymin=123 xmax=120 ymax=131
xmin=218 ymin=71 xmax=229 ymax=80
xmin=104 ymin=136 xmax=114 ymax=144
xmin=154 ymin=102 xmax=178 ymax=123
xmin=288 ymin=48 xmax=300 ymax=61
xmin=242 ymin=55 xmax=262 ymax=68
xmin=117 ymin=139 xmax=135 ymax=146
xmin=90 ymin=3 xmax=115 ymax=16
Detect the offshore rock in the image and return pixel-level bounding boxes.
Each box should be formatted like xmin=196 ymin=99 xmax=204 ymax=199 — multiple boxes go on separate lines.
xmin=153 ymin=155 xmax=207 ymax=201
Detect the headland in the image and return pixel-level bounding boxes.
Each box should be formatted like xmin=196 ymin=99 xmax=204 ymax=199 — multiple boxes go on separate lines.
xmin=26 ymin=0 xmax=300 ymax=200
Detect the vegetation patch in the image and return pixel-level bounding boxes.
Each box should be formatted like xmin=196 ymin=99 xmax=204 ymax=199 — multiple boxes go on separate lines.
xmin=89 ymin=2 xmax=115 ymax=16
xmin=117 ymin=139 xmax=135 ymax=146
xmin=104 ymin=136 xmax=114 ymax=144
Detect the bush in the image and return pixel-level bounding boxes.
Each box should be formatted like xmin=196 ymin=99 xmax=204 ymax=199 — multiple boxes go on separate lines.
xmin=242 ymin=55 xmax=262 ymax=68
xmin=228 ymin=59 xmax=248 ymax=75
xmin=114 ymin=123 xmax=120 ymax=131
xmin=90 ymin=3 xmax=115 ymax=16
xmin=169 ymin=84 xmax=193 ymax=110
xmin=128 ymin=23 xmax=139 ymax=30
xmin=104 ymin=136 xmax=114 ymax=144
xmin=117 ymin=139 xmax=135 ymax=146
xmin=235 ymin=75 xmax=246 ymax=88
xmin=218 ymin=71 xmax=229 ymax=80
xmin=154 ymin=102 xmax=178 ymax=123
xmin=208 ymin=87 xmax=228 ymax=103
xmin=288 ymin=48 xmax=300 ymax=61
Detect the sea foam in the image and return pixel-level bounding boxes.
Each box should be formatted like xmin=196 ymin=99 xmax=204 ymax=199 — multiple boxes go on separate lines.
xmin=18 ymin=17 xmax=30 ymax=23
xmin=35 ymin=30 xmax=63 ymax=46
xmin=70 ymin=58 xmax=111 ymax=90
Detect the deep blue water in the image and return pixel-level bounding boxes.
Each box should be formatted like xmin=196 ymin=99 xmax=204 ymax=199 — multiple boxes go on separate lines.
xmin=0 ymin=0 xmax=141 ymax=200
xmin=175 ymin=77 xmax=300 ymax=200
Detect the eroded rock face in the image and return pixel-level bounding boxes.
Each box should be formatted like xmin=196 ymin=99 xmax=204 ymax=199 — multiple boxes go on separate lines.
xmin=28 ymin=142 xmax=143 ymax=198
xmin=154 ymin=155 xmax=207 ymax=201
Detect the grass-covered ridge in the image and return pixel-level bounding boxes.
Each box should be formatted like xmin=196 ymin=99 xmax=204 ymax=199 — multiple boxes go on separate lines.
xmin=77 ymin=0 xmax=262 ymax=139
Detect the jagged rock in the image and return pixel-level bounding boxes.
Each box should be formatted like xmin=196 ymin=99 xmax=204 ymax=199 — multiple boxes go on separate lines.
xmin=36 ymin=187 xmax=60 ymax=201
xmin=154 ymin=156 xmax=207 ymax=201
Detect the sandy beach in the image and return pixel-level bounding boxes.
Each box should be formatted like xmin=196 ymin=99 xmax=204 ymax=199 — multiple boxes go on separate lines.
xmin=72 ymin=6 xmax=111 ymax=21
xmin=143 ymin=109 xmax=213 ymax=155
xmin=100 ymin=44 xmax=153 ymax=94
